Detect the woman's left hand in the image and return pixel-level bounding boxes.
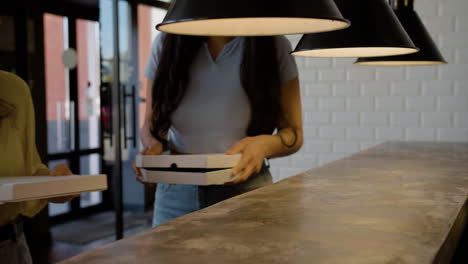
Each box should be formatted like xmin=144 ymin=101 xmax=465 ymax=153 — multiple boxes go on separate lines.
xmin=225 ymin=135 xmax=274 ymax=185
xmin=48 ymin=164 xmax=80 ymax=203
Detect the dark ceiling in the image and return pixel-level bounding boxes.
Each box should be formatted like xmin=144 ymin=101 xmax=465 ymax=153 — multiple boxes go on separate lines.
xmin=47 ymin=0 xmax=170 ymax=9
xmin=65 ymin=0 xmax=99 ymax=8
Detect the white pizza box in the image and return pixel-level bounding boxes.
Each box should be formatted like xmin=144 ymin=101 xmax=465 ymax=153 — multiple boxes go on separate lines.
xmin=141 ymin=168 xmax=237 ymax=186
xmin=0 ymin=175 xmax=108 ymax=203
xmin=135 ymin=154 xmax=241 ymax=169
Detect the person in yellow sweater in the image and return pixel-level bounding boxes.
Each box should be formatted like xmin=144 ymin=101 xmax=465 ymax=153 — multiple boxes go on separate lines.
xmin=0 ymin=71 xmax=77 ymax=264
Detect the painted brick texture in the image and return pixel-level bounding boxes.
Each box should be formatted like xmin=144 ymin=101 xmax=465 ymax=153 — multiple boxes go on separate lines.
xmin=270 ymin=0 xmax=468 ymax=182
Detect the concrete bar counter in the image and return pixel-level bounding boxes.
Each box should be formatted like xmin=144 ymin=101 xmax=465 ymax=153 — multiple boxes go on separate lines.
xmin=60 ymin=142 xmax=468 ymax=264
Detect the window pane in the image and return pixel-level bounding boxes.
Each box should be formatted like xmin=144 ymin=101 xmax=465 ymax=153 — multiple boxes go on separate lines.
xmin=44 ymin=13 xmax=72 ymax=154
xmin=80 ymin=154 xmax=103 ymax=208
xmin=100 ymin=0 xmax=114 ymax=159
xmin=77 ymin=19 xmax=101 ymax=150
xmin=100 ymin=0 xmax=114 ymax=62
xmin=119 ymin=0 xmax=131 ymax=84
xmin=48 ymin=159 xmax=71 ymax=216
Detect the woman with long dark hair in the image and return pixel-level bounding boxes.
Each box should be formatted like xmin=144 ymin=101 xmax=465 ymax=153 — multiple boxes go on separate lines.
xmin=135 ymin=34 xmax=303 ymax=226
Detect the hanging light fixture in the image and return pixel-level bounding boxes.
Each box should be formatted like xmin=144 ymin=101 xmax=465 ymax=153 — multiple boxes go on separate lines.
xmin=156 ymin=0 xmax=350 ymax=36
xmin=355 ymin=0 xmax=447 ymax=66
xmin=292 ymin=0 xmax=418 ymax=58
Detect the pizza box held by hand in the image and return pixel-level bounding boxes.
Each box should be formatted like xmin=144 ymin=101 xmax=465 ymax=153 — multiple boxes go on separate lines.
xmin=0 ymin=174 xmax=107 ymax=203
xmin=136 ymin=154 xmax=242 ymax=186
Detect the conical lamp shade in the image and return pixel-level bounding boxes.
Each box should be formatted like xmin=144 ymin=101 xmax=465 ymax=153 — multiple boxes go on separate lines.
xmin=355 ymin=3 xmax=447 ymax=66
xmin=292 ymin=0 xmax=418 ymax=58
xmin=156 ymin=0 xmax=350 ymax=36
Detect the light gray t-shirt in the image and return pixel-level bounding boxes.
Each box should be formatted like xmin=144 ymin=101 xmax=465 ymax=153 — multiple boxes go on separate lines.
xmin=144 ymin=34 xmax=298 ymax=154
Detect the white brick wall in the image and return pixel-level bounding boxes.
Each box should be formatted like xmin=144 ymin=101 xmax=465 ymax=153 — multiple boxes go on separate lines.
xmin=271 ymin=0 xmax=468 ymax=182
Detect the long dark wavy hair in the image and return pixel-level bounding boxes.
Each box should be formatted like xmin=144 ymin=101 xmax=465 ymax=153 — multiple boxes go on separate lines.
xmin=151 ymin=34 xmax=281 ymax=145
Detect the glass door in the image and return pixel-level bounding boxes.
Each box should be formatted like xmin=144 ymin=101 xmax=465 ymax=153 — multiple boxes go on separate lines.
xmin=101 ymin=0 xmax=145 ymax=222
xmin=118 ymin=0 xmax=142 ymax=213
xmin=77 ymin=18 xmax=103 ymax=209
xmin=99 ymin=0 xmax=168 ymax=239
xmin=44 ymin=13 xmax=107 ymax=219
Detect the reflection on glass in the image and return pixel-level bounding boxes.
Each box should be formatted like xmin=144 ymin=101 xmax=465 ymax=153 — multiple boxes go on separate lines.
xmin=80 ymin=154 xmax=103 ymax=208
xmin=100 ymin=0 xmax=114 ymax=160
xmin=119 ymin=0 xmax=131 ymax=85
xmin=44 ymin=14 xmax=71 ymax=154
xmin=100 ymin=0 xmax=114 ymax=63
xmin=48 ymin=159 xmax=71 ymax=216
xmin=137 ymin=4 xmax=167 ymax=138
xmin=77 ymin=19 xmax=101 ymax=150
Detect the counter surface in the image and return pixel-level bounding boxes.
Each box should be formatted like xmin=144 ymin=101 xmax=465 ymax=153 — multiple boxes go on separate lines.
xmin=60 ymin=142 xmax=468 ymax=264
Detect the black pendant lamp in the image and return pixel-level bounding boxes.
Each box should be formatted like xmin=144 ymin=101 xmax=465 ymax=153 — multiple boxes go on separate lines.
xmin=156 ymin=0 xmax=350 ymax=36
xmin=292 ymin=0 xmax=418 ymax=58
xmin=355 ymin=0 xmax=447 ymax=66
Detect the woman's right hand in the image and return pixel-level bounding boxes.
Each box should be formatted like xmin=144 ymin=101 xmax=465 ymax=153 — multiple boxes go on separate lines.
xmin=133 ymin=140 xmax=163 ymax=187
xmin=49 ymin=164 xmax=80 ymax=203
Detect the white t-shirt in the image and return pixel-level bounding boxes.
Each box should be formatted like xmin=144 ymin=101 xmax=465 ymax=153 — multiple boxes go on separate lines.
xmin=144 ymin=35 xmax=298 ymax=154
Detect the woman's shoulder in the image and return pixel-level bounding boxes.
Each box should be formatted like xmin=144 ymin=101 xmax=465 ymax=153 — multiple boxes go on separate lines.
xmin=0 ymin=71 xmax=29 ymax=91
xmin=1 ymin=70 xmax=23 ymax=82
xmin=270 ymin=37 xmax=298 ymax=82
xmin=272 ymin=35 xmax=293 ymax=51
xmin=149 ymin=32 xmax=168 ymax=58
xmin=152 ymin=32 xmax=167 ymax=48
xmin=0 ymin=71 xmax=31 ymax=105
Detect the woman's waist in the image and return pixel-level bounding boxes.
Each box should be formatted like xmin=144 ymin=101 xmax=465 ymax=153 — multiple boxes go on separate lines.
xmin=167 ymin=134 xmax=244 ymax=155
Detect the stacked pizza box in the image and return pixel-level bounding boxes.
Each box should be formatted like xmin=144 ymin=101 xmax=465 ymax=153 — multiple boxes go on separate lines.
xmin=135 ymin=154 xmax=241 ymax=186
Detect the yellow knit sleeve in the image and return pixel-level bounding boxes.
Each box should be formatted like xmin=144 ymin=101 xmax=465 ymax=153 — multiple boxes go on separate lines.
xmin=0 ymin=71 xmax=49 ymax=224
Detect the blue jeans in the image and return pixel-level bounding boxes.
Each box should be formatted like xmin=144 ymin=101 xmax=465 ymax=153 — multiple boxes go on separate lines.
xmin=153 ymin=166 xmax=272 ymax=227
xmin=153 ymin=184 xmax=200 ymax=227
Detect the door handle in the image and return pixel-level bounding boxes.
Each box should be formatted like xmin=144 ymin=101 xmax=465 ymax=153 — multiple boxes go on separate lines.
xmin=123 ymin=84 xmax=137 ymax=148
xmin=130 ymin=84 xmax=137 ymax=148
xmin=70 ymin=100 xmax=75 ymax=151
xmin=122 ymin=84 xmax=128 ymax=149
xmin=101 ymin=83 xmax=113 ymax=147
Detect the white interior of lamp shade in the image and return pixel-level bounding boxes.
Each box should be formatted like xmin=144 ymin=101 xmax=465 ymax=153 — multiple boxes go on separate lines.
xmin=292 ymin=47 xmax=419 ymax=58
xmin=158 ymin=18 xmax=349 ymax=36
xmin=355 ymin=60 xmax=448 ymax=66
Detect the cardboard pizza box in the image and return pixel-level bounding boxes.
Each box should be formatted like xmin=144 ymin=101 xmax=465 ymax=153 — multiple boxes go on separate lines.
xmin=135 ymin=154 xmax=241 ymax=169
xmin=135 ymin=154 xmax=241 ymax=185
xmin=0 ymin=175 xmax=108 ymax=203
xmin=140 ymin=168 xmax=237 ymax=186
